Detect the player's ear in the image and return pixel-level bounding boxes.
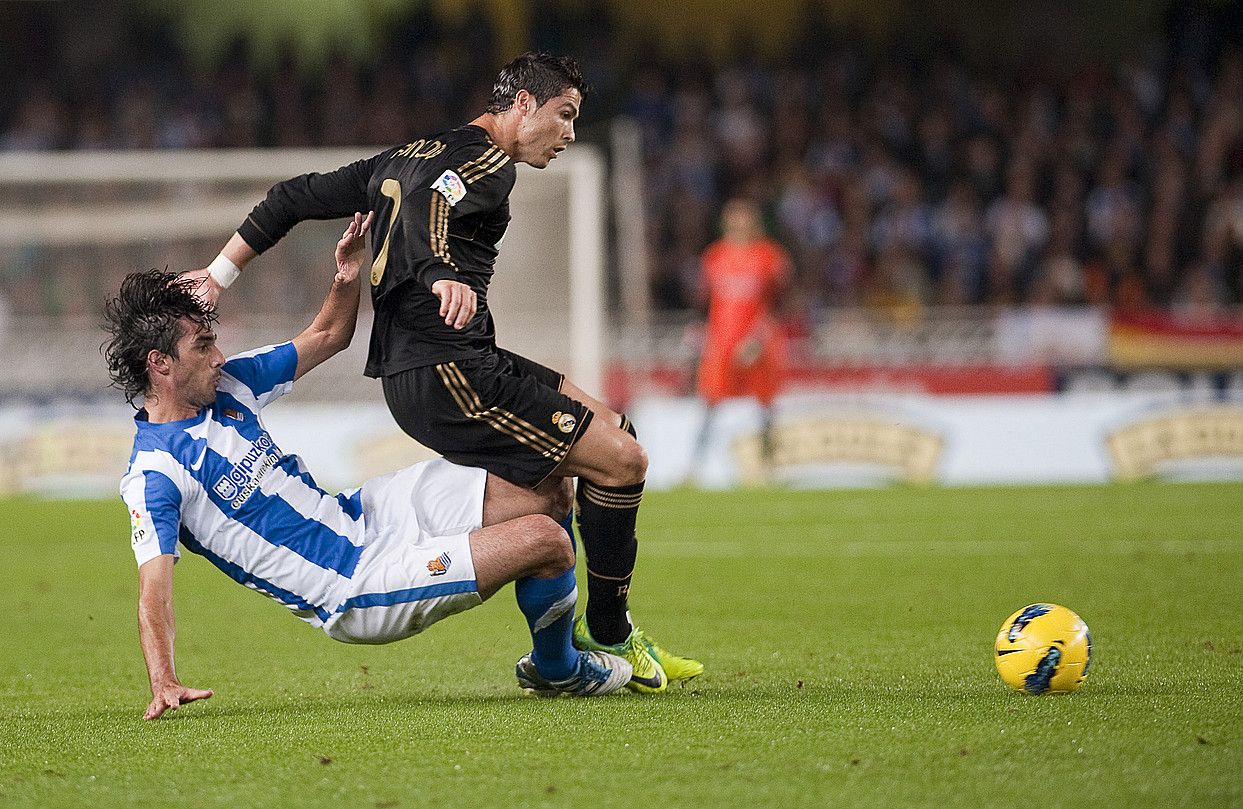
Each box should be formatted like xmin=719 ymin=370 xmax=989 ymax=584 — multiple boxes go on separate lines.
xmin=515 ymin=89 xmax=535 ymax=115
xmin=147 ymin=349 xmax=172 ymax=377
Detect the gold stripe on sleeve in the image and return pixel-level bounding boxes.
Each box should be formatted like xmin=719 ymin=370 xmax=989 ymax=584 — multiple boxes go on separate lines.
xmin=456 ymin=145 xmax=499 ymax=178
xmin=461 ymin=149 xmax=510 ymax=184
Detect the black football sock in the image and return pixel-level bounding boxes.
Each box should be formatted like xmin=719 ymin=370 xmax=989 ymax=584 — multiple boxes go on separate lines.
xmin=575 ymin=478 xmax=643 ymax=645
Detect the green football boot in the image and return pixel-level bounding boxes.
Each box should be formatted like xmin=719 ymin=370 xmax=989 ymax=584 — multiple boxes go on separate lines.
xmin=632 ymin=628 xmax=704 ymax=684
xmin=572 ymin=614 xmax=667 ymax=693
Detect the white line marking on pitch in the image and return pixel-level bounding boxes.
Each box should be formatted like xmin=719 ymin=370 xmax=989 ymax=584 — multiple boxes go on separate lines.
xmin=638 ymin=535 xmax=1241 ymax=558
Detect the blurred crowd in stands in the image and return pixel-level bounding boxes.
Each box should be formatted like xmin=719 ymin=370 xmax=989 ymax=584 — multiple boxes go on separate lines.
xmin=3 ymin=2 xmax=1243 ymax=318
xmin=639 ymin=50 xmax=1243 ymax=317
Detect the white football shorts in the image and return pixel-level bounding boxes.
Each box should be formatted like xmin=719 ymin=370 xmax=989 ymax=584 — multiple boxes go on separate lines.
xmin=324 ymin=457 xmax=487 ymax=644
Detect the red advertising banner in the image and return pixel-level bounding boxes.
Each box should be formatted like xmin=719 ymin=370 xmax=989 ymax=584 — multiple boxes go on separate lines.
xmin=1109 ymin=311 xmax=1243 ymax=370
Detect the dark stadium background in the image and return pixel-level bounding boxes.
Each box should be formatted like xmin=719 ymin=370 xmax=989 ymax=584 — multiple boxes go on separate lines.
xmin=6 ymin=2 xmax=1242 ymax=311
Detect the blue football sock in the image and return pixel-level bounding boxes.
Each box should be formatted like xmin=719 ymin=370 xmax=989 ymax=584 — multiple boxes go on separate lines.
xmin=515 ymin=568 xmax=579 ymax=680
xmin=559 ymin=512 xmax=577 ymax=553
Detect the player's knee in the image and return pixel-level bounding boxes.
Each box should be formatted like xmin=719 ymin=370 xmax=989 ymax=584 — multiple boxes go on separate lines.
xmin=549 ymin=530 xmax=576 ymax=571
xmin=577 ymin=424 xmax=648 ymax=487
xmin=588 ymin=434 xmax=647 ymax=487
xmin=615 ymin=437 xmax=648 ymax=485
xmin=525 ymin=513 xmax=575 ymax=572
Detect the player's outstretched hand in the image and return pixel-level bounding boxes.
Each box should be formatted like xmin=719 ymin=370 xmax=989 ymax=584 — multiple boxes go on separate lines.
xmin=179 ymin=268 xmax=223 ymax=309
xmin=143 ymin=682 xmax=214 ymax=721
xmin=431 ymin=279 xmax=477 ymax=329
xmin=334 ymin=211 xmax=376 ymax=284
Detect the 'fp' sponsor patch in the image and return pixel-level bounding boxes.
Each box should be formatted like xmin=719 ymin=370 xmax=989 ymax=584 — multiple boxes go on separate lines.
xmin=130 ymin=509 xmax=146 ymax=545
xmin=430 ymin=170 xmax=467 ymax=206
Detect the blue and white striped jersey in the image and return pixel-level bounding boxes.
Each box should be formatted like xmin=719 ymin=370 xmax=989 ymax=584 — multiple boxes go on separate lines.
xmin=120 ymin=342 xmax=365 ymax=628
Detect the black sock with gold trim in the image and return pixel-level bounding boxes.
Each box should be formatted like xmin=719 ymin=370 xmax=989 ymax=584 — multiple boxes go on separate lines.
xmin=576 ymin=478 xmax=643 ymax=645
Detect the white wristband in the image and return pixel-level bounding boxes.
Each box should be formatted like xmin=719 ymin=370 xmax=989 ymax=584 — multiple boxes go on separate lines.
xmin=207 ymin=254 xmax=241 ymax=289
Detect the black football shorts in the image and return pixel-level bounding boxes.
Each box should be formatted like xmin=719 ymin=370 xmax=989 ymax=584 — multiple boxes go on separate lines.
xmin=381 ymin=348 xmax=593 ymax=488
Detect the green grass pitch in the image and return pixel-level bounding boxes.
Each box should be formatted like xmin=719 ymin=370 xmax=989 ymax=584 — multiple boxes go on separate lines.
xmin=2 ymin=483 xmax=1241 ymax=808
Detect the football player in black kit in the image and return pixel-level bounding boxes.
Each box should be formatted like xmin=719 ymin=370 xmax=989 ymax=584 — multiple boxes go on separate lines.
xmin=196 ymin=53 xmax=701 ymax=693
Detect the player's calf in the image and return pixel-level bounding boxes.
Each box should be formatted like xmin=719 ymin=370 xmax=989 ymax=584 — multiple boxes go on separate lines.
xmin=503 ymin=514 xmax=580 ymax=680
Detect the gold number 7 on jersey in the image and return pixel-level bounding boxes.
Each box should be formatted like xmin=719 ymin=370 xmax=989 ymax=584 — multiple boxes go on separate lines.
xmin=371 ymin=178 xmax=402 ymax=286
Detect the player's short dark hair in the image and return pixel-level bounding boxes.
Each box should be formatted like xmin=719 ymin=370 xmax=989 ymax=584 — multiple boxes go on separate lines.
xmin=102 ymin=269 xmax=217 ymax=406
xmin=484 ymin=52 xmax=587 ymax=114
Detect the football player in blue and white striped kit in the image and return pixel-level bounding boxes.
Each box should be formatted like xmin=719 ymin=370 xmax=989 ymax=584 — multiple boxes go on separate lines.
xmin=106 ymin=213 xmax=629 ymax=720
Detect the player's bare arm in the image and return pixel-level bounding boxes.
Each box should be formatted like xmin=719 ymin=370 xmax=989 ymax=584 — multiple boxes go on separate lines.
xmin=291 ymin=211 xmax=375 ymax=380
xmin=137 ymin=554 xmax=213 ymax=720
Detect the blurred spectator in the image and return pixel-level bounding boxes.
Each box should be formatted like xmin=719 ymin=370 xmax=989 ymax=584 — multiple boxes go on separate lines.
xmin=1 ymin=93 xmax=68 ymax=150
xmin=930 ymin=180 xmax=987 ymax=304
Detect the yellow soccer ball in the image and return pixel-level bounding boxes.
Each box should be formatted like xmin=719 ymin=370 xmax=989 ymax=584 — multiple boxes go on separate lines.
xmin=994 ymin=603 xmax=1092 ymax=694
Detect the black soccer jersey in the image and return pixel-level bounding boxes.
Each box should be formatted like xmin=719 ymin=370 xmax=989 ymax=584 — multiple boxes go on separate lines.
xmin=237 ymin=125 xmax=517 ymax=377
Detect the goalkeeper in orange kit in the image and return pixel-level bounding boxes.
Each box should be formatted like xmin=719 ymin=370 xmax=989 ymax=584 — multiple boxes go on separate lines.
xmin=689 ymin=198 xmax=791 ymax=481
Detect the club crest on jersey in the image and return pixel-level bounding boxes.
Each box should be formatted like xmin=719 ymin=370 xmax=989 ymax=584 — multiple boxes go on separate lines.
xmin=431 ymin=170 xmax=467 ymax=206
xmin=551 ymin=411 xmax=577 ymax=434
xmin=427 ymin=552 xmax=451 ymax=576
xmin=213 ymin=476 xmax=239 ymax=500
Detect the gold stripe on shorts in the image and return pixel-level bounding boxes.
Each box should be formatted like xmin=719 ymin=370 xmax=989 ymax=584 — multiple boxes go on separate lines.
xmin=442 ymin=364 xmax=566 ymax=458
xmin=435 ymin=363 xmax=571 ymax=462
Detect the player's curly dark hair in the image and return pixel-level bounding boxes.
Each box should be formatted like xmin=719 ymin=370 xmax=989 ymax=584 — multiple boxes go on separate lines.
xmin=485 ymin=52 xmax=587 ymax=114
xmin=102 ymin=269 xmax=217 ymax=407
